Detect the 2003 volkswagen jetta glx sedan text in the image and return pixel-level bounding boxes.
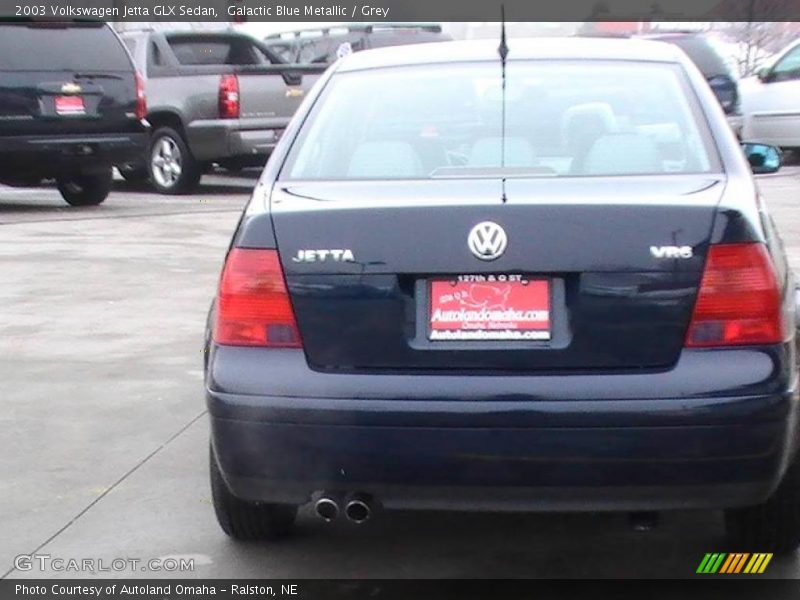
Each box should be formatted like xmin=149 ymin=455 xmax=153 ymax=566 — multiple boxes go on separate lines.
xmin=204 ymin=38 xmax=800 ymax=551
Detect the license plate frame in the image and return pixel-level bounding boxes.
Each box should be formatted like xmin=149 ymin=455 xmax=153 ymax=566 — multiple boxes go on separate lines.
xmin=427 ymin=274 xmax=551 ymax=342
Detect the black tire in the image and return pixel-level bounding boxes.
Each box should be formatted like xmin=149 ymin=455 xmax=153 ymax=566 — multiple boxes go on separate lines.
xmin=118 ymin=165 xmax=150 ymax=183
xmin=725 ymin=453 xmax=800 ymax=553
xmin=147 ymin=126 xmax=201 ymax=194
xmin=56 ymin=169 xmax=112 ymax=206
xmin=209 ymin=445 xmax=297 ymax=541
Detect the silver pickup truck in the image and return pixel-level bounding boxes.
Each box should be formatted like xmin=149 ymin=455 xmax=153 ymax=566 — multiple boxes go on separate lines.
xmin=120 ymin=30 xmax=324 ymax=193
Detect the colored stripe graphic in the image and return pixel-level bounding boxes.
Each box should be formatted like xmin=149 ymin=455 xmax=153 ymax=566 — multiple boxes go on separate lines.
xmin=696 ymin=554 xmax=713 ymax=573
xmin=719 ymin=553 xmax=749 ymax=573
xmin=698 ymin=552 xmax=773 ymax=574
xmin=697 ymin=553 xmax=726 ymax=574
xmin=744 ymin=553 xmax=773 ymax=574
xmin=733 ymin=553 xmax=751 ymax=573
xmin=758 ymin=554 xmax=773 ymax=573
xmin=718 ymin=554 xmax=735 ymax=574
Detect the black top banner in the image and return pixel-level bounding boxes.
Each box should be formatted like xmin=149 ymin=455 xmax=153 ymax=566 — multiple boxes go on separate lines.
xmin=1 ymin=0 xmax=800 ymax=22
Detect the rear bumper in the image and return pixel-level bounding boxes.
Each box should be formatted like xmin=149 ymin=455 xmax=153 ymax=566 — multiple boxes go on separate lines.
xmin=186 ymin=117 xmax=287 ymax=161
xmin=208 ymin=346 xmax=800 ymax=512
xmin=0 ymin=131 xmax=149 ymax=178
xmin=212 ymin=415 xmax=793 ymax=512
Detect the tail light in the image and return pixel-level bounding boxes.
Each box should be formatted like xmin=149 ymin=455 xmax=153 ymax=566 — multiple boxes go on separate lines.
xmin=213 ymin=249 xmax=301 ymax=347
xmin=685 ymin=243 xmax=786 ymax=347
xmin=219 ymin=74 xmax=240 ymax=119
xmin=135 ymin=72 xmax=147 ymax=120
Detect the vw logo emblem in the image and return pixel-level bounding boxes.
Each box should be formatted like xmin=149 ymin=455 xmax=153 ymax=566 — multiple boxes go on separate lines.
xmin=468 ymin=221 xmax=507 ymax=261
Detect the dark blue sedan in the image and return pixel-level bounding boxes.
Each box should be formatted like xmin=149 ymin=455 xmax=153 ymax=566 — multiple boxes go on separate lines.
xmin=205 ymin=38 xmax=800 ymax=552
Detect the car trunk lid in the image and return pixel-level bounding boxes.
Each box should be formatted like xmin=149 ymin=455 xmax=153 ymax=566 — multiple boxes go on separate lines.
xmin=271 ymin=175 xmax=724 ymax=373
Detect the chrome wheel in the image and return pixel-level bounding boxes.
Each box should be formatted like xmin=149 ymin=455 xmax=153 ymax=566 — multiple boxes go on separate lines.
xmin=150 ymin=136 xmax=182 ymax=189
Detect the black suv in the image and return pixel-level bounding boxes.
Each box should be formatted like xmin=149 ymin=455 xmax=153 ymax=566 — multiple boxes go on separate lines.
xmin=0 ymin=20 xmax=149 ymax=206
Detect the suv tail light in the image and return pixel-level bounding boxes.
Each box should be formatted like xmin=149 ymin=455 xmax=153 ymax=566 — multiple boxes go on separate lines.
xmin=135 ymin=72 xmax=147 ymax=120
xmin=685 ymin=243 xmax=785 ymax=347
xmin=219 ymin=74 xmax=240 ymax=119
xmin=213 ymin=249 xmax=301 ymax=347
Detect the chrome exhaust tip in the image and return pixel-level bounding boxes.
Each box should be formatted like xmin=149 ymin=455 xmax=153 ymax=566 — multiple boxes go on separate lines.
xmin=314 ymin=497 xmax=340 ymax=522
xmin=344 ymin=496 xmax=372 ymax=524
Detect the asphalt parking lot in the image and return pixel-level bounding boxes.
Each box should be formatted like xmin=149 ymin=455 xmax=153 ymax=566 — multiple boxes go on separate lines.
xmin=3 ymin=167 xmax=800 ymax=580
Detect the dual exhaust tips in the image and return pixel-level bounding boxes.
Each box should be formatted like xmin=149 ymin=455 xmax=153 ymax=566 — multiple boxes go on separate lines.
xmin=317 ymin=495 xmax=661 ymax=530
xmin=315 ymin=493 xmax=373 ymax=524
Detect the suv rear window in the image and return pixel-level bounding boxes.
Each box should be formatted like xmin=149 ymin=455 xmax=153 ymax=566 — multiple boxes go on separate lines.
xmin=282 ymin=61 xmax=715 ymax=181
xmin=0 ymin=22 xmax=132 ymax=71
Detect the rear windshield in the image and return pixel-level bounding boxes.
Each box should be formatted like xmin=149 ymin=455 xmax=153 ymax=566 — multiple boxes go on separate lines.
xmin=167 ymin=36 xmax=262 ymax=66
xmin=0 ymin=22 xmax=132 ymax=71
xmin=282 ymin=61 xmax=715 ymax=181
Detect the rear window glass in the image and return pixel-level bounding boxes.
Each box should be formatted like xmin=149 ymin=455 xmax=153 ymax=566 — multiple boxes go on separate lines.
xmin=0 ymin=23 xmax=132 ymax=71
xmin=282 ymin=61 xmax=715 ymax=181
xmin=168 ymin=37 xmax=261 ymax=66
xmin=264 ymin=41 xmax=297 ymax=63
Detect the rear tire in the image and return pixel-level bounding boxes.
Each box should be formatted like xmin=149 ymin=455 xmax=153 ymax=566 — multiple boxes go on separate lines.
xmin=209 ymin=445 xmax=297 ymax=541
xmin=56 ymin=169 xmax=112 ymax=206
xmin=725 ymin=453 xmax=800 ymax=553
xmin=147 ymin=127 xmax=201 ymax=194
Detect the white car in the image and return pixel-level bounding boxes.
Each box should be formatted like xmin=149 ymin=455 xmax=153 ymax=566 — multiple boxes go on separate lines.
xmin=741 ymin=39 xmax=800 ymax=149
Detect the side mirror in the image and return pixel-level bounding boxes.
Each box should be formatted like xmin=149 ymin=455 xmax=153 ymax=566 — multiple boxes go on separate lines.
xmin=757 ymin=66 xmax=772 ymax=83
xmin=742 ymin=142 xmax=782 ymax=174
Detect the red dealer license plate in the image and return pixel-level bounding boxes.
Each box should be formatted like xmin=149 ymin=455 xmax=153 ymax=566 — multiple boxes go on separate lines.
xmin=54 ymin=95 xmax=85 ymax=116
xmin=429 ymin=275 xmax=550 ymax=341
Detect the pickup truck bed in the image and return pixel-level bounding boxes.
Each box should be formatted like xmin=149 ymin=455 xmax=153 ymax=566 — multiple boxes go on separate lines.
xmin=121 ymin=31 xmax=325 ymax=194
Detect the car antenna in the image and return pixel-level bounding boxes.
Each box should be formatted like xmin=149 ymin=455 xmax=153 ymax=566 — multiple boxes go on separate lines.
xmin=498 ymin=6 xmax=508 ymax=203
xmin=498 ymin=6 xmax=509 ymax=67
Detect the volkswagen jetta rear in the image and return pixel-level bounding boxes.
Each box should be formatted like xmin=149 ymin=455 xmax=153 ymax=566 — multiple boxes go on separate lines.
xmin=206 ymin=39 xmax=800 ymax=551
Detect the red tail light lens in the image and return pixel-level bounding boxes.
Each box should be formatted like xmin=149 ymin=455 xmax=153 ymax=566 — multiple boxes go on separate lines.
xmin=135 ymin=72 xmax=147 ymax=120
xmin=213 ymin=249 xmax=301 ymax=347
xmin=686 ymin=243 xmax=785 ymax=347
xmin=219 ymin=74 xmax=240 ymax=119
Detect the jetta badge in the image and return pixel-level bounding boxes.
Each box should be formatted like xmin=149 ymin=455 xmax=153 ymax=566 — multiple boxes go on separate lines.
xmin=292 ymin=249 xmax=355 ymax=263
xmin=468 ymin=222 xmax=507 ymax=261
